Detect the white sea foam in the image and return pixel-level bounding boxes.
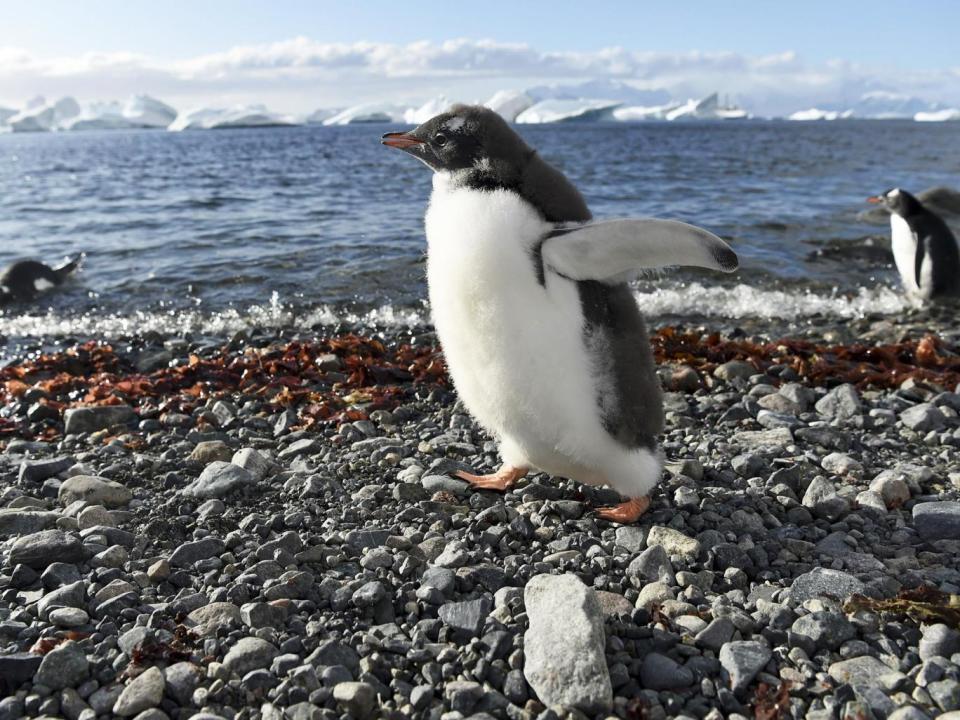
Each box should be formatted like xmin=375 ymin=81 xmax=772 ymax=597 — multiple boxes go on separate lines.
xmin=0 ymin=285 xmax=909 ymax=342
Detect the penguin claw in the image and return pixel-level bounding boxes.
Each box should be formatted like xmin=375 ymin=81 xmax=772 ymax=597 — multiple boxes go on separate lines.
xmin=455 ymin=465 xmax=527 ymax=492
xmin=594 ymin=496 xmax=651 ymax=524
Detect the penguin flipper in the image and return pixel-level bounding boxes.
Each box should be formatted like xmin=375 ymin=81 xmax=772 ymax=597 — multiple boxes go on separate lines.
xmin=541 ymin=219 xmax=738 ymax=284
xmin=914 ymin=235 xmax=926 ymax=289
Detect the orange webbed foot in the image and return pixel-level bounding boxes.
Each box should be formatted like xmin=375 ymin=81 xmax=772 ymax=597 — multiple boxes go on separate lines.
xmin=594 ymin=496 xmax=651 ymax=524
xmin=455 ymin=465 xmax=528 ymax=492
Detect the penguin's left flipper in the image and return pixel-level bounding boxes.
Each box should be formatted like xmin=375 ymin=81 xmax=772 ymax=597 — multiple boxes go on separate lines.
xmin=914 ymin=234 xmax=926 ymax=289
xmin=542 ymin=218 xmax=738 ymax=284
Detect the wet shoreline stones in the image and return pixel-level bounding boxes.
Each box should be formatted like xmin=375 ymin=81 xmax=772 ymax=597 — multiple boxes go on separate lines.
xmin=0 ymin=317 xmax=959 ymax=719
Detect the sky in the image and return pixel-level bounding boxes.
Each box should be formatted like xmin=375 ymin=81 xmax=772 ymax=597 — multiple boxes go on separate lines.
xmin=1 ymin=0 xmax=959 ymax=116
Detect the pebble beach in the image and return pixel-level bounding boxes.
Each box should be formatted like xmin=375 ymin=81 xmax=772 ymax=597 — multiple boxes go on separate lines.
xmin=0 ymin=307 xmax=959 ymax=720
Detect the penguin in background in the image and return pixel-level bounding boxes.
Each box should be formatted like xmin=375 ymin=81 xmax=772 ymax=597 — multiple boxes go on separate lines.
xmin=868 ymin=188 xmax=960 ymax=300
xmin=0 ymin=254 xmax=84 ymax=304
xmin=382 ymin=105 xmax=737 ymax=523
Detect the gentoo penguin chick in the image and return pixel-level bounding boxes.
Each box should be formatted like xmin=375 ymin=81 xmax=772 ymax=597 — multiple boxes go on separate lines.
xmin=868 ymin=188 xmax=960 ymax=300
xmin=0 ymin=254 xmax=84 ymax=303
xmin=382 ymin=106 xmax=738 ymax=523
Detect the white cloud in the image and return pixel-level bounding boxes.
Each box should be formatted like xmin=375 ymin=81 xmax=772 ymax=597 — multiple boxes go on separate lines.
xmin=1 ymin=37 xmax=958 ymax=116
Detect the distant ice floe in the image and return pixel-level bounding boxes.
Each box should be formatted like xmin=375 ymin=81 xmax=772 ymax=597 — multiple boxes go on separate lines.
xmin=483 ymin=90 xmax=535 ymax=122
xmin=516 ymin=99 xmax=622 ymax=124
xmin=168 ymin=105 xmax=297 ymax=131
xmin=64 ymin=95 xmax=178 ymax=131
xmin=788 ymin=108 xmax=855 ymax=121
xmin=914 ymin=109 xmax=960 ymax=122
xmin=323 ymin=103 xmax=407 ymax=125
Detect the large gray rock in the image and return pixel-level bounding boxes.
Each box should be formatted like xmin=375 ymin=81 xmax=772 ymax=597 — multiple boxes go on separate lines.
xmin=333 ymin=681 xmax=377 ymax=719
xmin=58 ymin=475 xmax=132 ymax=507
xmin=37 ymin=580 xmax=86 ymax=619
xmin=182 ymin=461 xmax=254 ymax=499
xmin=900 ymin=403 xmax=946 ymax=433
xmin=788 ymin=568 xmax=865 ymax=603
xmin=222 ymin=637 xmax=278 ymax=676
xmin=437 ymin=597 xmax=491 ymax=639
xmin=815 ymin=384 xmax=862 ymax=421
xmin=33 ymin=640 xmax=89 ymax=690
xmin=719 ymin=640 xmax=771 ymax=693
xmin=113 ymin=666 xmax=164 ymax=716
xmin=10 ymin=530 xmax=84 ymax=569
xmin=169 ymin=537 xmax=226 ymax=567
xmin=0 ymin=508 xmax=60 ymax=536
xmin=919 ymin=624 xmax=960 ymax=660
xmin=64 ymin=405 xmax=137 ymax=434
xmin=18 ymin=456 xmax=74 ymax=484
xmin=828 ymin=656 xmax=899 ymax=687
xmin=913 ymin=502 xmax=960 ymax=541
xmin=523 ymin=573 xmax=612 ymax=713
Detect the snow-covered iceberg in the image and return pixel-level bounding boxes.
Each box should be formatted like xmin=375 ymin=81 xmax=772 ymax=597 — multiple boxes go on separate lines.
xmin=404 ymin=96 xmax=453 ymax=124
xmin=483 ymin=90 xmax=534 ymax=122
xmin=122 ymin=95 xmax=177 ymax=128
xmin=515 ymin=99 xmax=620 ymax=124
xmin=168 ymin=105 xmax=296 ymax=131
xmin=915 ymin=109 xmax=960 ymax=122
xmin=323 ymin=103 xmax=406 ymax=125
xmin=849 ymin=91 xmax=941 ymax=119
xmin=788 ymin=108 xmax=854 ymax=121
xmin=664 ymin=93 xmax=748 ymax=121
xmin=8 ymin=96 xmax=81 ymax=132
xmin=0 ymin=106 xmax=15 ymax=125
xmin=612 ymin=103 xmax=682 ymax=122
xmin=527 ymin=79 xmax=670 ymax=107
xmin=303 ymin=108 xmax=339 ymax=125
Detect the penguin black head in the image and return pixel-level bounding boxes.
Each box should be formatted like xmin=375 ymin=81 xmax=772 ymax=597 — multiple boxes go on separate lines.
xmin=868 ymin=188 xmax=924 ymax=217
xmin=382 ymin=105 xmax=533 ymax=183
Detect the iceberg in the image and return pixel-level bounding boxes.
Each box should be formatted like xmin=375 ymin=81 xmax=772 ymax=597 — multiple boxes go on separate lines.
xmin=8 ymin=96 xmax=81 ymax=132
xmin=515 ymin=99 xmax=621 ymax=124
xmin=788 ymin=108 xmax=854 ymax=121
xmin=303 ymin=108 xmax=340 ymax=125
xmin=122 ymin=95 xmax=177 ymax=128
xmin=849 ymin=91 xmax=941 ymax=119
xmin=168 ymin=105 xmax=297 ymax=131
xmin=0 ymin=106 xmax=15 ymax=125
xmin=404 ymin=96 xmax=453 ymax=124
xmin=915 ymin=109 xmax=960 ymax=122
xmin=664 ymin=93 xmax=748 ymax=121
xmin=483 ymin=90 xmax=534 ymax=122
xmin=612 ymin=102 xmax=682 ymax=122
xmin=323 ymin=103 xmax=406 ymax=125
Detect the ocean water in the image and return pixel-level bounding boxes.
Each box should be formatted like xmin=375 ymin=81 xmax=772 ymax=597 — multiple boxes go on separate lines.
xmin=1 ymin=120 xmax=959 ymax=341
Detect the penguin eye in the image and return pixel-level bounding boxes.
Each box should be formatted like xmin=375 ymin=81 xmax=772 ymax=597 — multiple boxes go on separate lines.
xmin=434 ymin=133 xmax=447 ymax=147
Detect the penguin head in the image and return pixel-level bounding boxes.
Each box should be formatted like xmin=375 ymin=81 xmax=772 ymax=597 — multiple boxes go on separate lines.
xmin=382 ymin=105 xmax=532 ymax=181
xmin=868 ymin=188 xmax=923 ymax=217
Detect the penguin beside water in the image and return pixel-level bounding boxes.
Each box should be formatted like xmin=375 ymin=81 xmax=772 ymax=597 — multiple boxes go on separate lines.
xmin=383 ymin=105 xmax=737 ymax=523
xmin=0 ymin=254 xmax=83 ymax=304
xmin=868 ymin=188 xmax=960 ymax=300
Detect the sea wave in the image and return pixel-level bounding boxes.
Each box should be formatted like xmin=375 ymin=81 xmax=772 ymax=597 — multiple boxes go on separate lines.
xmin=0 ymin=284 xmax=910 ymax=342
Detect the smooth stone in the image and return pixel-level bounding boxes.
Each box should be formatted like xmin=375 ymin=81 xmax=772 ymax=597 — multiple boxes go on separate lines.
xmin=639 ymin=652 xmax=694 ymax=690
xmin=913 ymin=502 xmax=960 ymax=541
xmin=48 ymin=607 xmax=90 ymax=628
xmin=332 ymin=681 xmax=377 ymax=719
xmin=437 ymin=597 xmax=491 ymax=639
xmin=0 ymin=508 xmax=60 ymax=536
xmin=113 ymin=666 xmax=164 ymax=717
xmin=187 ymin=602 xmax=241 ymax=635
xmin=231 ymin=448 xmax=276 ymax=481
xmin=64 ymin=405 xmax=136 ymax=434
xmin=10 ymin=530 xmax=84 ymax=569
xmin=222 ymin=637 xmax=279 ymax=676
xmin=829 ymin=656 xmax=901 ymax=686
xmin=646 ymin=526 xmax=701 ymax=559
xmin=58 ymin=475 xmax=132 ymax=508
xmin=169 ymin=537 xmax=226 ymax=567
xmin=919 ymin=624 xmax=960 ymax=661
xmin=189 ymin=441 xmax=233 ymax=464
xmin=523 ymin=573 xmax=612 ymax=713
xmin=815 ymin=384 xmax=862 ymax=421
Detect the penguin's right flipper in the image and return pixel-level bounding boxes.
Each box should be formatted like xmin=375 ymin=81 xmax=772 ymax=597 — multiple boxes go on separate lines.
xmin=541 ymin=219 xmax=738 ymax=284
xmin=53 ymin=253 xmax=84 ymax=284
